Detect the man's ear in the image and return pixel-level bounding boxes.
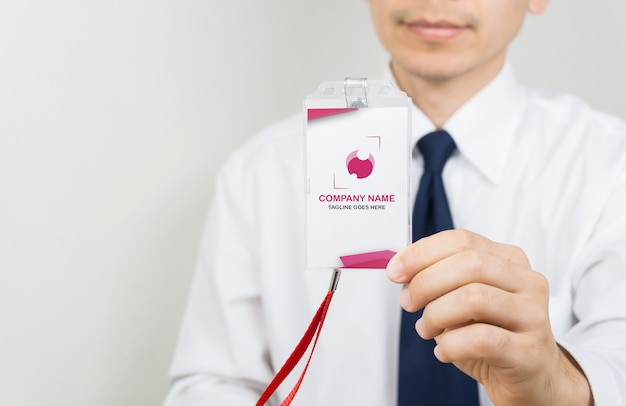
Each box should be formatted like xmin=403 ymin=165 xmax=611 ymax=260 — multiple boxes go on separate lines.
xmin=528 ymin=0 xmax=550 ymax=15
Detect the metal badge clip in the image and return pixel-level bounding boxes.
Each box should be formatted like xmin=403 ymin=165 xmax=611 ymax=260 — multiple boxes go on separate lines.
xmin=328 ymin=269 xmax=342 ymax=292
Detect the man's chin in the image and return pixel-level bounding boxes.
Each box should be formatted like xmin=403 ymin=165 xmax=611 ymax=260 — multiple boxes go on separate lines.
xmin=394 ymin=58 xmax=475 ymax=83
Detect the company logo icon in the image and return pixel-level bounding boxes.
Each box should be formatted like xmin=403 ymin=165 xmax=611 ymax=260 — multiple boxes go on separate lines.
xmin=346 ymin=150 xmax=375 ymax=179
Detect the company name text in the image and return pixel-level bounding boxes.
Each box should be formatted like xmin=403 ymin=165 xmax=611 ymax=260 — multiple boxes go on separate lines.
xmin=318 ymin=194 xmax=396 ymax=203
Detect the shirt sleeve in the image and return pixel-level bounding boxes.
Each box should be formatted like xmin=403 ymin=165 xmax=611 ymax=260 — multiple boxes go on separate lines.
xmin=163 ymin=150 xmax=278 ymax=406
xmin=560 ymin=162 xmax=626 ymax=405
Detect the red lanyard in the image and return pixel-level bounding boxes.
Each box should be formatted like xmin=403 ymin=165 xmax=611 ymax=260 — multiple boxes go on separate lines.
xmin=256 ymin=270 xmax=341 ymax=406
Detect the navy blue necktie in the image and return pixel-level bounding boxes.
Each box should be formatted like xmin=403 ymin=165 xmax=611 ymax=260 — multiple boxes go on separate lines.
xmin=397 ymin=130 xmax=479 ymax=406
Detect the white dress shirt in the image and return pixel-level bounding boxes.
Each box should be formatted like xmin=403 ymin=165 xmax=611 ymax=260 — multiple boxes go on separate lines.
xmin=165 ymin=63 xmax=626 ymax=405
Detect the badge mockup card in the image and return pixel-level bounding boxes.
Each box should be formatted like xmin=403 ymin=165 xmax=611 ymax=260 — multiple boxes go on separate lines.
xmin=305 ymin=80 xmax=411 ymax=270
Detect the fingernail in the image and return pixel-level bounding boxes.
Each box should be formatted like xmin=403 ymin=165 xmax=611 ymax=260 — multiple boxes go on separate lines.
xmin=386 ymin=256 xmax=404 ymax=281
xmin=415 ymin=317 xmax=425 ymax=337
xmin=399 ymin=287 xmax=411 ymax=309
xmin=433 ymin=345 xmax=443 ymax=362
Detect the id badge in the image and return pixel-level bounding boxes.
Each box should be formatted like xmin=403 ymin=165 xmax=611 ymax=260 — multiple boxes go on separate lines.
xmin=305 ymin=78 xmax=412 ymax=270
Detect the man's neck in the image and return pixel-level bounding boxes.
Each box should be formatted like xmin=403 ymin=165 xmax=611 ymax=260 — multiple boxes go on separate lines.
xmin=391 ymin=53 xmax=506 ymax=129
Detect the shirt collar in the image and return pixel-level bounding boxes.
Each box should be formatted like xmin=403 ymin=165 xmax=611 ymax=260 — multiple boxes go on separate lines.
xmin=385 ymin=61 xmax=524 ymax=185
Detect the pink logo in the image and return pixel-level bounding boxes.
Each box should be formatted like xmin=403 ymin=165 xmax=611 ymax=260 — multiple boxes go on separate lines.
xmin=346 ymin=150 xmax=375 ymax=179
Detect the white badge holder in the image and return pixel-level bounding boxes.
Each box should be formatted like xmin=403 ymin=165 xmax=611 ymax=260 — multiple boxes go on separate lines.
xmin=305 ymin=78 xmax=412 ymax=271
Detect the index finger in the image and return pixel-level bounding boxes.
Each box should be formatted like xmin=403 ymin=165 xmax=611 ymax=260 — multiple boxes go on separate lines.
xmin=386 ymin=229 xmax=530 ymax=284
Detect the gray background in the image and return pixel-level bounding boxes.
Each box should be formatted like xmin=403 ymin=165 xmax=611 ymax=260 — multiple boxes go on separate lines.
xmin=1 ymin=0 xmax=624 ymax=404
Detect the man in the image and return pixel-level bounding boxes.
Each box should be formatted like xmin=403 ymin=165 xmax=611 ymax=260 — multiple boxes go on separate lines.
xmin=165 ymin=0 xmax=626 ymax=405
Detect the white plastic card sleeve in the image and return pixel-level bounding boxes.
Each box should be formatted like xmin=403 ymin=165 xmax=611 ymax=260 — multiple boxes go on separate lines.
xmin=304 ymin=78 xmax=412 ymax=271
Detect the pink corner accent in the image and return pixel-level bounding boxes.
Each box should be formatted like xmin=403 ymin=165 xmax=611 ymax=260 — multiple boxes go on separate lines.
xmin=339 ymin=250 xmax=397 ymax=269
xmin=307 ymin=108 xmax=358 ymax=120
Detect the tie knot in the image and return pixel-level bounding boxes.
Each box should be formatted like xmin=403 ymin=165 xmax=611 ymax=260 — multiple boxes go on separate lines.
xmin=417 ymin=130 xmax=456 ymax=173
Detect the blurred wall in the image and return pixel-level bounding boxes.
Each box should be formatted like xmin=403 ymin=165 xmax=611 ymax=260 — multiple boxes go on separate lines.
xmin=0 ymin=0 xmax=624 ymax=405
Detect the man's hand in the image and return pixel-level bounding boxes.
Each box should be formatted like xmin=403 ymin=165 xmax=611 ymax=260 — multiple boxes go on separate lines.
xmin=386 ymin=229 xmax=593 ymax=406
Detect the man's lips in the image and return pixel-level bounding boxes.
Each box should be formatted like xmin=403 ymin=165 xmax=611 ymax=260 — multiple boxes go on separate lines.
xmin=404 ymin=20 xmax=468 ymax=40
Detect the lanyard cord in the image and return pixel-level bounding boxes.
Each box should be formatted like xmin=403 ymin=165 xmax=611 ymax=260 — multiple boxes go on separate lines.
xmin=256 ymin=270 xmax=341 ymax=406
